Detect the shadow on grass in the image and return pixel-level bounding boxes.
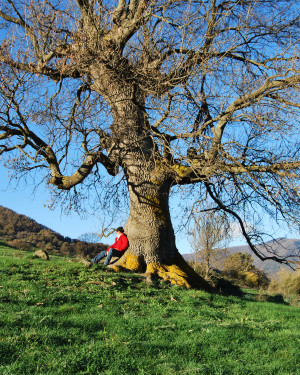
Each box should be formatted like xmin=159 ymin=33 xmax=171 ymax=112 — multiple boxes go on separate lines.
xmin=207 ymin=275 xmax=290 ymax=305
xmin=78 ymin=258 xmax=291 ymax=304
xmin=242 ymin=290 xmax=289 ymax=305
xmin=0 ymin=240 xmax=16 ymax=249
xmin=209 ymin=277 xmax=244 ymax=297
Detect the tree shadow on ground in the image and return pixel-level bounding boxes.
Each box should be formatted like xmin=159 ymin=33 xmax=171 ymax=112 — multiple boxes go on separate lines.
xmin=212 ymin=277 xmax=244 ymax=297
xmin=0 ymin=240 xmax=16 ymax=249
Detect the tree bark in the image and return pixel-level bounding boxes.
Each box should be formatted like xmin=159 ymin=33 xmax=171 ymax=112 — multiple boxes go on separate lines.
xmin=126 ymin=178 xmax=176 ymax=265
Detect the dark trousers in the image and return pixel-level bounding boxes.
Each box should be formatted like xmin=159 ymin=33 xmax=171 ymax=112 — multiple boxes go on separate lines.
xmin=92 ymin=248 xmax=123 ymax=265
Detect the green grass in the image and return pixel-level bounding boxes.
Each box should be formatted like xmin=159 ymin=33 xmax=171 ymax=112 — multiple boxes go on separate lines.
xmin=0 ymin=242 xmax=299 ymax=375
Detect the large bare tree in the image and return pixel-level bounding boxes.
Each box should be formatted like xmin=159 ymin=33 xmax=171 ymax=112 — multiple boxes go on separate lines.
xmin=1 ymin=0 xmax=299 ymax=288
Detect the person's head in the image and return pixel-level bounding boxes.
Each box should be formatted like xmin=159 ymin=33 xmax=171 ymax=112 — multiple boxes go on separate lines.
xmin=116 ymin=227 xmax=124 ymax=235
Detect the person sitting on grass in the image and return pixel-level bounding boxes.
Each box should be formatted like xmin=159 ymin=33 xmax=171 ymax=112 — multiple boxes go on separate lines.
xmin=91 ymin=227 xmax=129 ymax=266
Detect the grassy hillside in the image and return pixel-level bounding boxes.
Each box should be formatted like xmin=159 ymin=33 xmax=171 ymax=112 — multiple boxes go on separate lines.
xmin=1 ymin=243 xmax=299 ymax=375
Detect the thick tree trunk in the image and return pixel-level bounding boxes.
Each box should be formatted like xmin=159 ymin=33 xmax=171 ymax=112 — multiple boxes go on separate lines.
xmin=91 ymin=67 xmax=210 ymax=289
xmin=126 ymin=179 xmax=176 ymax=264
xmin=110 ymin=168 xmax=211 ymax=289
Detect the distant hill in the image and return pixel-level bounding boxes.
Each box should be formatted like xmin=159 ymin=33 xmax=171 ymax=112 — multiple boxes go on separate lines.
xmin=0 ymin=205 xmax=107 ymax=258
xmin=182 ymin=238 xmax=300 ymax=275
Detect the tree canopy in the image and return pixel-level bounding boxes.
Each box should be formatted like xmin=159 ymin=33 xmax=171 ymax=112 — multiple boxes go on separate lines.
xmin=0 ymin=0 xmax=299 ymax=286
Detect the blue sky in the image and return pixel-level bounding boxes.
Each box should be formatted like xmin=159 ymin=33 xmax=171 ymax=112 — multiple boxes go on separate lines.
xmin=0 ymin=165 xmax=115 ymax=244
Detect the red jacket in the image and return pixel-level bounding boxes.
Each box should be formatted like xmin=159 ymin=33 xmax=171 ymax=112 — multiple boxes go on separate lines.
xmin=106 ymin=233 xmax=129 ymax=253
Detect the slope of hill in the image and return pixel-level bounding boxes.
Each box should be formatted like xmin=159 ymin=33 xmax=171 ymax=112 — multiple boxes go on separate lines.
xmin=0 ymin=205 xmax=107 ymax=258
xmin=183 ymin=238 xmax=300 ymax=275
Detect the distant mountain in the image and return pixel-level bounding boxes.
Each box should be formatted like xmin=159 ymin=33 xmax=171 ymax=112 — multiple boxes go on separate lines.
xmin=182 ymin=238 xmax=300 ymax=275
xmin=0 ymin=205 xmax=107 ymax=258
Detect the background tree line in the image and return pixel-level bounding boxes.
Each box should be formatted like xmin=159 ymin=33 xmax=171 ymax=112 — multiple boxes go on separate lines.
xmin=0 ymin=205 xmax=107 ymax=258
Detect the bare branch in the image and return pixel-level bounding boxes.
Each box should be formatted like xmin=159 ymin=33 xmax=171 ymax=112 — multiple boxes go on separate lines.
xmin=204 ymin=181 xmax=293 ymax=265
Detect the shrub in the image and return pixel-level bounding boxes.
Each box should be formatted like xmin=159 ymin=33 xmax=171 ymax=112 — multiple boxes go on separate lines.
xmin=268 ymin=268 xmax=300 ymax=301
xmin=7 ymin=239 xmax=31 ymax=250
xmin=244 ymin=271 xmax=259 ymax=287
xmin=243 ymin=269 xmax=270 ymax=289
xmin=223 ymin=252 xmax=255 ymax=273
xmin=221 ymin=252 xmax=270 ymax=289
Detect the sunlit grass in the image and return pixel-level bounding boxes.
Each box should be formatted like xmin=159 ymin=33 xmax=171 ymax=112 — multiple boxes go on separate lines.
xmin=0 ymin=243 xmax=299 ymax=374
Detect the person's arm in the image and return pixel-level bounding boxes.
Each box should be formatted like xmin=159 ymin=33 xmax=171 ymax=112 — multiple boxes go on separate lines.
xmin=106 ymin=237 xmax=118 ymax=252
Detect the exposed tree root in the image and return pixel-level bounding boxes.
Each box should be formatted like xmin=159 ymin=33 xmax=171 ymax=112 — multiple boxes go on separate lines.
xmin=108 ymin=252 xmax=145 ymax=273
xmin=108 ymin=251 xmax=212 ymax=290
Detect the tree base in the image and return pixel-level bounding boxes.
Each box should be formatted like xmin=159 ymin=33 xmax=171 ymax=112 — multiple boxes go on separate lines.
xmin=108 ymin=251 xmax=212 ymax=290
